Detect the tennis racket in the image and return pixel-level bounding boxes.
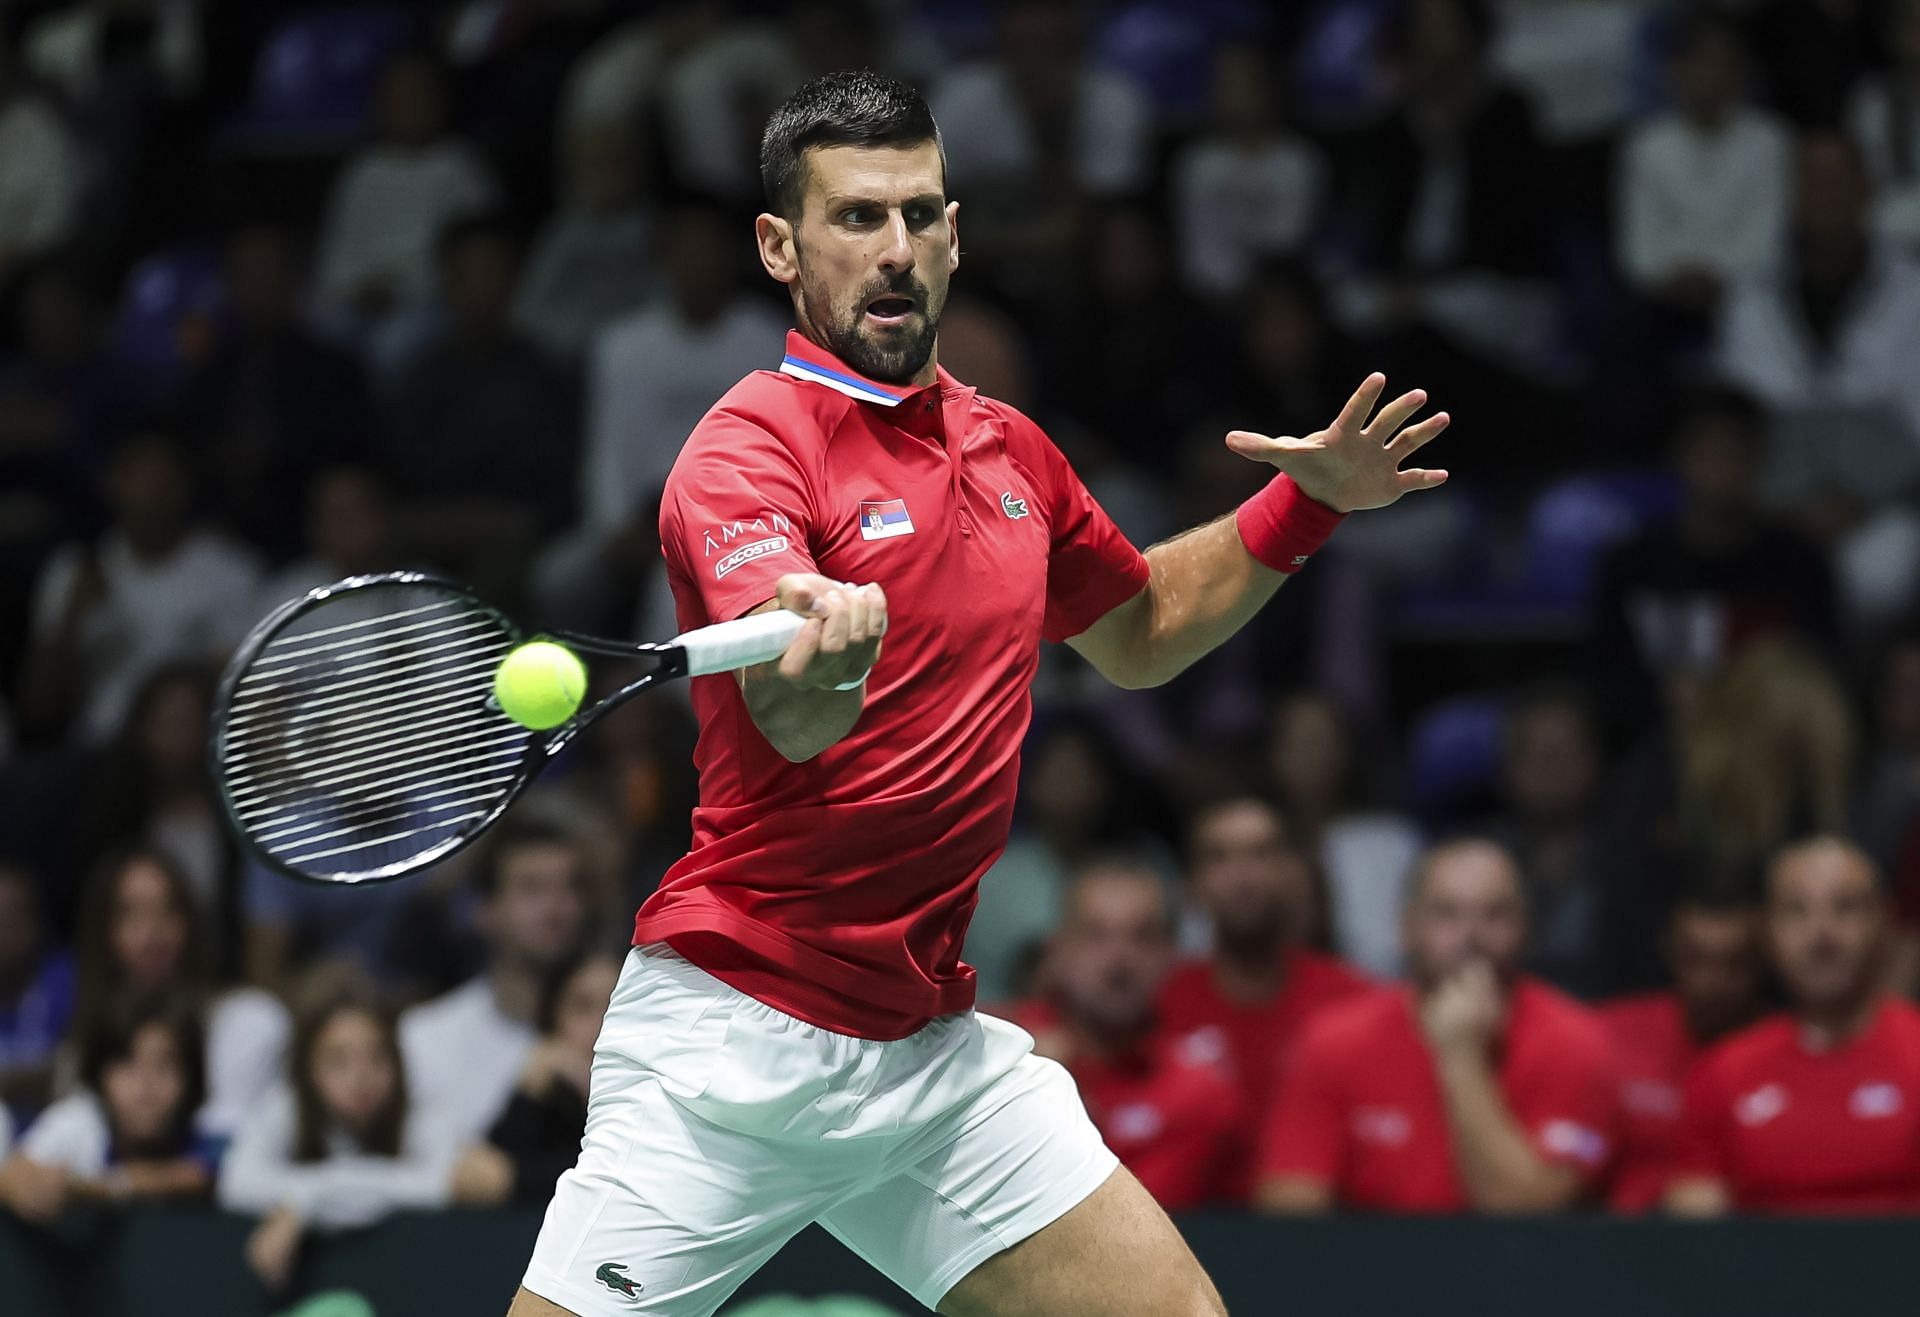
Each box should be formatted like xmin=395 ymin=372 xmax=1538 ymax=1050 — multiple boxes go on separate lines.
xmin=211 ymin=571 xmax=803 ymax=886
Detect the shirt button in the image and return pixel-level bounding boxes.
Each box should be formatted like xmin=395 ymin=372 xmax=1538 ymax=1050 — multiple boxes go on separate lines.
xmin=924 ymin=399 xmax=934 ymax=411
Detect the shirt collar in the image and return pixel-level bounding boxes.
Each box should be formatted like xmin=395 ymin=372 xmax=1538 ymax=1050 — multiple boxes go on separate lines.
xmin=778 ymin=329 xmax=934 ymax=408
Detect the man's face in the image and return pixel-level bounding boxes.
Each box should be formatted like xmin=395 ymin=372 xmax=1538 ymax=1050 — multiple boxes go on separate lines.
xmin=1189 ymin=802 xmax=1308 ymax=956
xmin=1673 ymin=30 xmax=1741 ymax=120
xmin=766 ymin=141 xmax=956 ymax=384
xmin=1679 ymin=417 xmax=1760 ymax=517
xmin=1796 ymin=138 xmax=1869 ymax=239
xmin=1504 ymin=702 xmax=1598 ymax=823
xmin=485 ymin=842 xmax=585 ymax=967
xmin=1669 ymin=905 xmax=1764 ymax=1042
xmin=1055 ymin=869 xmax=1171 ymax=1038
xmin=1404 ymin=844 xmax=1527 ymax=988
xmin=1767 ymin=844 xmax=1884 ymax=1014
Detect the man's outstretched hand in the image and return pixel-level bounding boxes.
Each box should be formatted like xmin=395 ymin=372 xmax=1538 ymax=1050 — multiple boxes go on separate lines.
xmin=1225 ymin=373 xmax=1450 ymax=514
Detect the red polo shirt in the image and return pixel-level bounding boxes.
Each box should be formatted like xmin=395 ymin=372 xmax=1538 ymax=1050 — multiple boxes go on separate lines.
xmin=1259 ymin=979 xmax=1617 ymax=1212
xmin=1599 ymin=992 xmax=1701 ymax=1213
xmin=1002 ymin=1000 xmax=1248 ymax=1209
xmin=1674 ymin=998 xmax=1920 ymax=1213
xmin=635 ymin=331 xmax=1150 ymax=1039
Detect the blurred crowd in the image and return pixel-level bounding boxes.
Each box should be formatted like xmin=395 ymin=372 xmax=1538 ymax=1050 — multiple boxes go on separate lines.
xmin=6 ymin=0 xmax=1920 ymax=1290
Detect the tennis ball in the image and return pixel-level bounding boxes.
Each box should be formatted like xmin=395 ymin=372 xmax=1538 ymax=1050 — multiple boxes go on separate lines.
xmin=493 ymin=641 xmax=586 ymax=730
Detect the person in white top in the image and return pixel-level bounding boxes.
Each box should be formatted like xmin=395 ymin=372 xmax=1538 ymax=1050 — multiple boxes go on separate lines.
xmin=0 ymin=45 xmax=78 ymax=284
xmin=399 ymin=823 xmax=588 ymax=1148
xmin=1616 ymin=12 xmax=1791 ymax=318
xmin=21 ymin=430 xmax=262 ymax=745
xmin=314 ymin=53 xmax=497 ymax=319
xmin=0 ymin=992 xmax=212 ymax=1222
xmin=1847 ymin=0 xmax=1920 ymax=250
xmin=220 ymin=971 xmax=457 ymax=1292
xmin=73 ymin=849 xmax=290 ymax=1142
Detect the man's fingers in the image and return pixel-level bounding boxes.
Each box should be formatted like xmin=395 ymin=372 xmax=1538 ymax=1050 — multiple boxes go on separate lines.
xmin=862 ymin=584 xmax=888 ymax=638
xmin=817 ymin=587 xmax=852 ymax=654
xmin=1363 ymin=388 xmax=1427 ymax=442
xmin=1331 ymin=372 xmax=1387 ymax=434
xmin=1387 ymin=411 xmax=1450 ymax=455
xmin=1398 ymin=467 xmax=1449 ymax=491
xmin=1225 ymin=430 xmax=1327 ymax=461
xmin=779 ymin=618 xmax=822 ymax=680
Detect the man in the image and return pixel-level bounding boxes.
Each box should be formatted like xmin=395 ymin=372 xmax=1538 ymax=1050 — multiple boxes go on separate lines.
xmin=998 ymin=860 xmax=1245 ymax=1211
xmin=1667 ymin=838 xmax=1920 ymax=1215
xmin=1257 ymin=838 xmax=1616 ymax=1214
xmin=512 ymin=71 xmax=1448 ymax=1317
xmin=401 ymin=824 xmax=586 ymax=1147
xmin=1599 ymin=888 xmax=1765 ymax=1212
xmin=1159 ymin=798 xmax=1369 ymax=1121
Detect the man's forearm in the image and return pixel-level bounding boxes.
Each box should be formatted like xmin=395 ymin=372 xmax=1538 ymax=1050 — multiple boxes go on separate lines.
xmin=1434 ymin=1050 xmax=1574 ymax=1213
xmin=741 ymin=664 xmax=865 ymax=762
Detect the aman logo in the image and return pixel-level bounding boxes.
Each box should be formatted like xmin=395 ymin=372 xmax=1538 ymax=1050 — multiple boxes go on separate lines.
xmin=714 ymin=536 xmax=787 ymax=579
xmin=859 ymin=498 xmax=914 ymax=540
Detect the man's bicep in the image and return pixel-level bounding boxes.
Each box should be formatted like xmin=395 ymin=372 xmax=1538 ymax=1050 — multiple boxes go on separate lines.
xmin=660 ymin=420 xmax=819 ymax=625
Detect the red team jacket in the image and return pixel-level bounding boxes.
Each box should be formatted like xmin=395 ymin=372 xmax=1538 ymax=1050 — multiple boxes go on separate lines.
xmin=1598 ymin=992 xmax=1701 ymax=1212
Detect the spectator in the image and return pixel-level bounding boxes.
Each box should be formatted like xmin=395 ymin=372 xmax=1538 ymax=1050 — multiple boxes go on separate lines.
xmin=448 ymin=947 xmax=621 ymax=1208
xmin=1616 ymin=14 xmax=1791 ymax=319
xmin=1160 ymin=798 xmax=1370 ymax=1130
xmin=384 ymin=215 xmax=578 ymax=607
xmin=996 ymin=860 xmax=1245 ymax=1210
xmin=1258 ymin=838 xmax=1617 ymax=1213
xmin=0 ymin=862 xmax=71 ymax=1123
xmin=72 ymin=848 xmax=289 ymax=1143
xmin=1848 ymin=0 xmax=1920 ymax=249
xmin=513 ymin=124 xmax=657 ymax=363
xmin=0 ymin=35 xmax=78 ymax=283
xmin=398 ymin=823 xmax=586 ymax=1147
xmin=1854 ymin=627 xmax=1920 ymax=992
xmin=0 ymin=990 xmax=212 ymax=1224
xmin=1173 ymin=42 xmax=1324 ymax=302
xmin=1668 ymin=837 xmax=1920 ymax=1214
xmin=18 ymin=428 xmax=261 ymax=745
xmin=1600 ymin=887 xmax=1766 ymax=1213
xmin=220 ymin=970 xmax=457 ymax=1292
xmin=1228 ymin=263 xmax=1371 ymax=466
xmin=1265 ymin=691 xmax=1424 ymax=977
xmin=180 ymin=226 xmax=380 ymax=561
xmin=1480 ymin=685 xmax=1616 ymax=996
xmin=315 ymin=53 xmax=497 ymax=324
xmin=243 ymin=466 xmax=402 ymax=630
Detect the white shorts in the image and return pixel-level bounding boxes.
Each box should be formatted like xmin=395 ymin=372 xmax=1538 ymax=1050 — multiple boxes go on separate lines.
xmin=520 ymin=944 xmax=1118 ymax=1316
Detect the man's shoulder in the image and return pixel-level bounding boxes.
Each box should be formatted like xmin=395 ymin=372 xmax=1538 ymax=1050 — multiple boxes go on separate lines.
xmin=1292 ymin=949 xmax=1372 ymax=998
xmin=1294 ymin=985 xmax=1406 ymax=1062
xmin=675 ymin=370 xmax=853 ymax=463
xmin=1596 ymin=990 xmax=1681 ymax=1039
xmin=1696 ymin=1011 xmax=1797 ymax=1080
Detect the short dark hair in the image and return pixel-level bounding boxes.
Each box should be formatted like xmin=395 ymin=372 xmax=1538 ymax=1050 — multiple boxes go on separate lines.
xmin=759 ymin=69 xmax=944 ymax=220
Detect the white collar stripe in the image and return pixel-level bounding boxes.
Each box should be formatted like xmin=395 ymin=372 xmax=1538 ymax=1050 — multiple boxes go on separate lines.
xmin=779 ymin=358 xmax=904 ymax=407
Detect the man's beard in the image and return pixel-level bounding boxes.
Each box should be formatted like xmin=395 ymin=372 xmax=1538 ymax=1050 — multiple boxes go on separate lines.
xmin=1214 ymin=906 xmax=1288 ymax=964
xmin=804 ymin=266 xmax=944 ymax=383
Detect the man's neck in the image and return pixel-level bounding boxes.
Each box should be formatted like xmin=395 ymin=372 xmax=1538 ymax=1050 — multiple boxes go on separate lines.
xmin=1065 ymin=1012 xmax=1154 ymax=1063
xmin=487 ymin=959 xmax=541 ymax=1025
xmin=1799 ymin=992 xmax=1881 ymax=1050
xmin=1212 ymin=942 xmax=1290 ymax=1002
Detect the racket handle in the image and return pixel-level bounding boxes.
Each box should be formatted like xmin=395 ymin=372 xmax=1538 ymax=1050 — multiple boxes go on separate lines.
xmin=675 ymin=610 xmax=808 ymax=676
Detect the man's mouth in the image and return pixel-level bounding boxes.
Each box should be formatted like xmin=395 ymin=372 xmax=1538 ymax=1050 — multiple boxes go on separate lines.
xmin=864 ymin=295 xmax=917 ymax=327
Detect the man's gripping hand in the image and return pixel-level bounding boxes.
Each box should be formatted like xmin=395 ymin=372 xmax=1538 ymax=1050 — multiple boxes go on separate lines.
xmin=771 ymin=572 xmax=887 ymax=690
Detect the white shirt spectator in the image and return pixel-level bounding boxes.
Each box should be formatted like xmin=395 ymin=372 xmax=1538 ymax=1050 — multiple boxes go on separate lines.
xmin=217 ymin=1086 xmax=456 ymax=1228
xmin=931 ymin=64 xmax=1152 ymax=195
xmin=201 ymin=990 xmax=293 ymax=1142
xmin=19 ymin=1090 xmax=112 ymax=1176
xmin=513 ymin=210 xmax=655 ymax=362
xmin=28 ymin=530 xmax=263 ymax=743
xmin=24 ymin=0 xmax=202 ymax=99
xmin=398 ymin=976 xmax=537 ymax=1147
xmin=661 ymin=24 xmax=803 ymax=199
xmin=1172 ymin=136 xmax=1323 ymax=297
xmin=582 ymin=297 xmax=786 ymax=534
xmin=1617 ymin=108 xmax=1792 ymax=293
xmin=315 ymin=143 xmax=496 ymax=308
xmin=0 ymin=94 xmax=77 ymax=267
xmin=1848 ymin=77 xmax=1920 ymax=250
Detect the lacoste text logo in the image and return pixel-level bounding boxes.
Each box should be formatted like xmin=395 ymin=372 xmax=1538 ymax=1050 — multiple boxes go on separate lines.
xmin=714 ymin=536 xmax=787 ymax=579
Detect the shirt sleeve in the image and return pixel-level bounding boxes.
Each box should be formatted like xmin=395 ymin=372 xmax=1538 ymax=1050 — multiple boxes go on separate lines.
xmin=18 ymin=1094 xmax=109 ymax=1176
xmin=1005 ymin=412 xmax=1149 ymax=642
xmin=659 ymin=410 xmax=822 ymax=626
xmin=1514 ymin=1028 xmax=1619 ymax=1184
xmin=1256 ymin=1023 xmax=1346 ymax=1190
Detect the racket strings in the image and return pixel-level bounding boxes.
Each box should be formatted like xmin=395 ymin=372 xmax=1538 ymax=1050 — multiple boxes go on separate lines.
xmin=218 ymin=585 xmax=533 ymax=880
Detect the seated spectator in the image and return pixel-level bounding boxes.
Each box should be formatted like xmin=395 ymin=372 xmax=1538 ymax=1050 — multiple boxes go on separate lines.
xmin=220 ymin=970 xmax=457 ymax=1292
xmin=1588 ymin=388 xmax=1837 ymax=733
xmin=996 ymin=859 xmax=1245 ymax=1210
xmin=180 ymin=226 xmax=379 ymax=561
xmin=73 ymin=848 xmax=289 ymax=1143
xmin=242 ymin=465 xmax=402 ymax=632
xmin=448 ymin=948 xmax=622 ymax=1208
xmin=1228 ymin=263 xmax=1371 ymax=468
xmin=1160 ymin=798 xmax=1370 ymax=1127
xmin=384 ymin=215 xmax=578 ymax=607
xmin=513 ymin=124 xmax=657 ymax=363
xmin=1172 ymin=42 xmax=1326 ymax=300
xmin=1848 ymin=0 xmax=1920 ymax=249
xmin=1855 ymin=627 xmax=1920 ymax=993
xmin=0 ymin=862 xmax=71 ymax=1124
xmin=399 ymin=824 xmax=587 ymax=1147
xmin=0 ymin=35 xmax=78 ymax=284
xmin=18 ymin=428 xmax=261 ymax=745
xmin=0 ymin=990 xmax=213 ymax=1224
xmin=1668 ymin=838 xmax=1920 ymax=1215
xmin=1479 ymin=684 xmax=1616 ymax=997
xmin=1258 ymin=838 xmax=1617 ymax=1214
xmin=314 ymin=53 xmax=497 ymax=328
xmin=1601 ymin=887 xmax=1766 ymax=1213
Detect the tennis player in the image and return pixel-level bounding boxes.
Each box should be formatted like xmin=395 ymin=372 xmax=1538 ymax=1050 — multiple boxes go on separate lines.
xmin=513 ymin=71 xmax=1448 ymax=1317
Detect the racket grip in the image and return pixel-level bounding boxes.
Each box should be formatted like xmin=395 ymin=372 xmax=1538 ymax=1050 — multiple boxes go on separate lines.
xmin=675 ymin=610 xmax=808 ymax=677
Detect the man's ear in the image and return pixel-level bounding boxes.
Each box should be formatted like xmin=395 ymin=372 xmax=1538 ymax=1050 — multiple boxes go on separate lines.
xmin=757 ymin=212 xmax=798 ymax=285
xmin=946 ymin=200 xmax=961 ymax=274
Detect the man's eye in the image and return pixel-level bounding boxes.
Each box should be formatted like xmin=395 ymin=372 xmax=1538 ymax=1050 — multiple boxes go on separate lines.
xmin=906 ymin=205 xmax=937 ymax=226
xmin=843 ymin=208 xmax=873 ymax=225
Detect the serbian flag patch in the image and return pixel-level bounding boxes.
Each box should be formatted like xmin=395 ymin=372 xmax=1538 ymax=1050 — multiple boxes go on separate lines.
xmin=858 ymin=498 xmax=915 ymax=540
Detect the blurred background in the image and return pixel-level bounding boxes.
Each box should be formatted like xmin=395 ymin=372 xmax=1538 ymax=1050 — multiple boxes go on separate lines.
xmin=2 ymin=0 xmax=1920 ymax=1313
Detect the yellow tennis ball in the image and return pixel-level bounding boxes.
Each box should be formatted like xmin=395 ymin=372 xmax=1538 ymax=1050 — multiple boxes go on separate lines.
xmin=493 ymin=641 xmax=586 ymax=730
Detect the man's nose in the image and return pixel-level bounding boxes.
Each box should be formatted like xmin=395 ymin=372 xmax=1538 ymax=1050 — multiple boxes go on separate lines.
xmin=876 ymin=211 xmax=914 ymax=273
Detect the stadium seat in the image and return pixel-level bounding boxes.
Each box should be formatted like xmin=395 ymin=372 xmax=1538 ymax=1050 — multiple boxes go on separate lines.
xmin=1293 ymin=0 xmax=1398 ymax=124
xmin=1522 ymin=468 xmax=1683 ymax=605
xmin=113 ymin=245 xmax=224 ymax=379
xmin=1095 ymin=1 xmax=1269 ymax=122
xmin=226 ymin=6 xmax=413 ymax=148
xmin=1404 ymin=693 xmax=1507 ymax=817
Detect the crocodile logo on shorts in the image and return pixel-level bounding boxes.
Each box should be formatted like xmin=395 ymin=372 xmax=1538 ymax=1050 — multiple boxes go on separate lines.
xmin=596 ymin=1261 xmax=643 ymax=1298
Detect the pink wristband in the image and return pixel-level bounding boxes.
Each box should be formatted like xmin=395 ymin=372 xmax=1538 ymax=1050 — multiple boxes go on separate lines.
xmin=1236 ymin=474 xmax=1347 ymax=573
